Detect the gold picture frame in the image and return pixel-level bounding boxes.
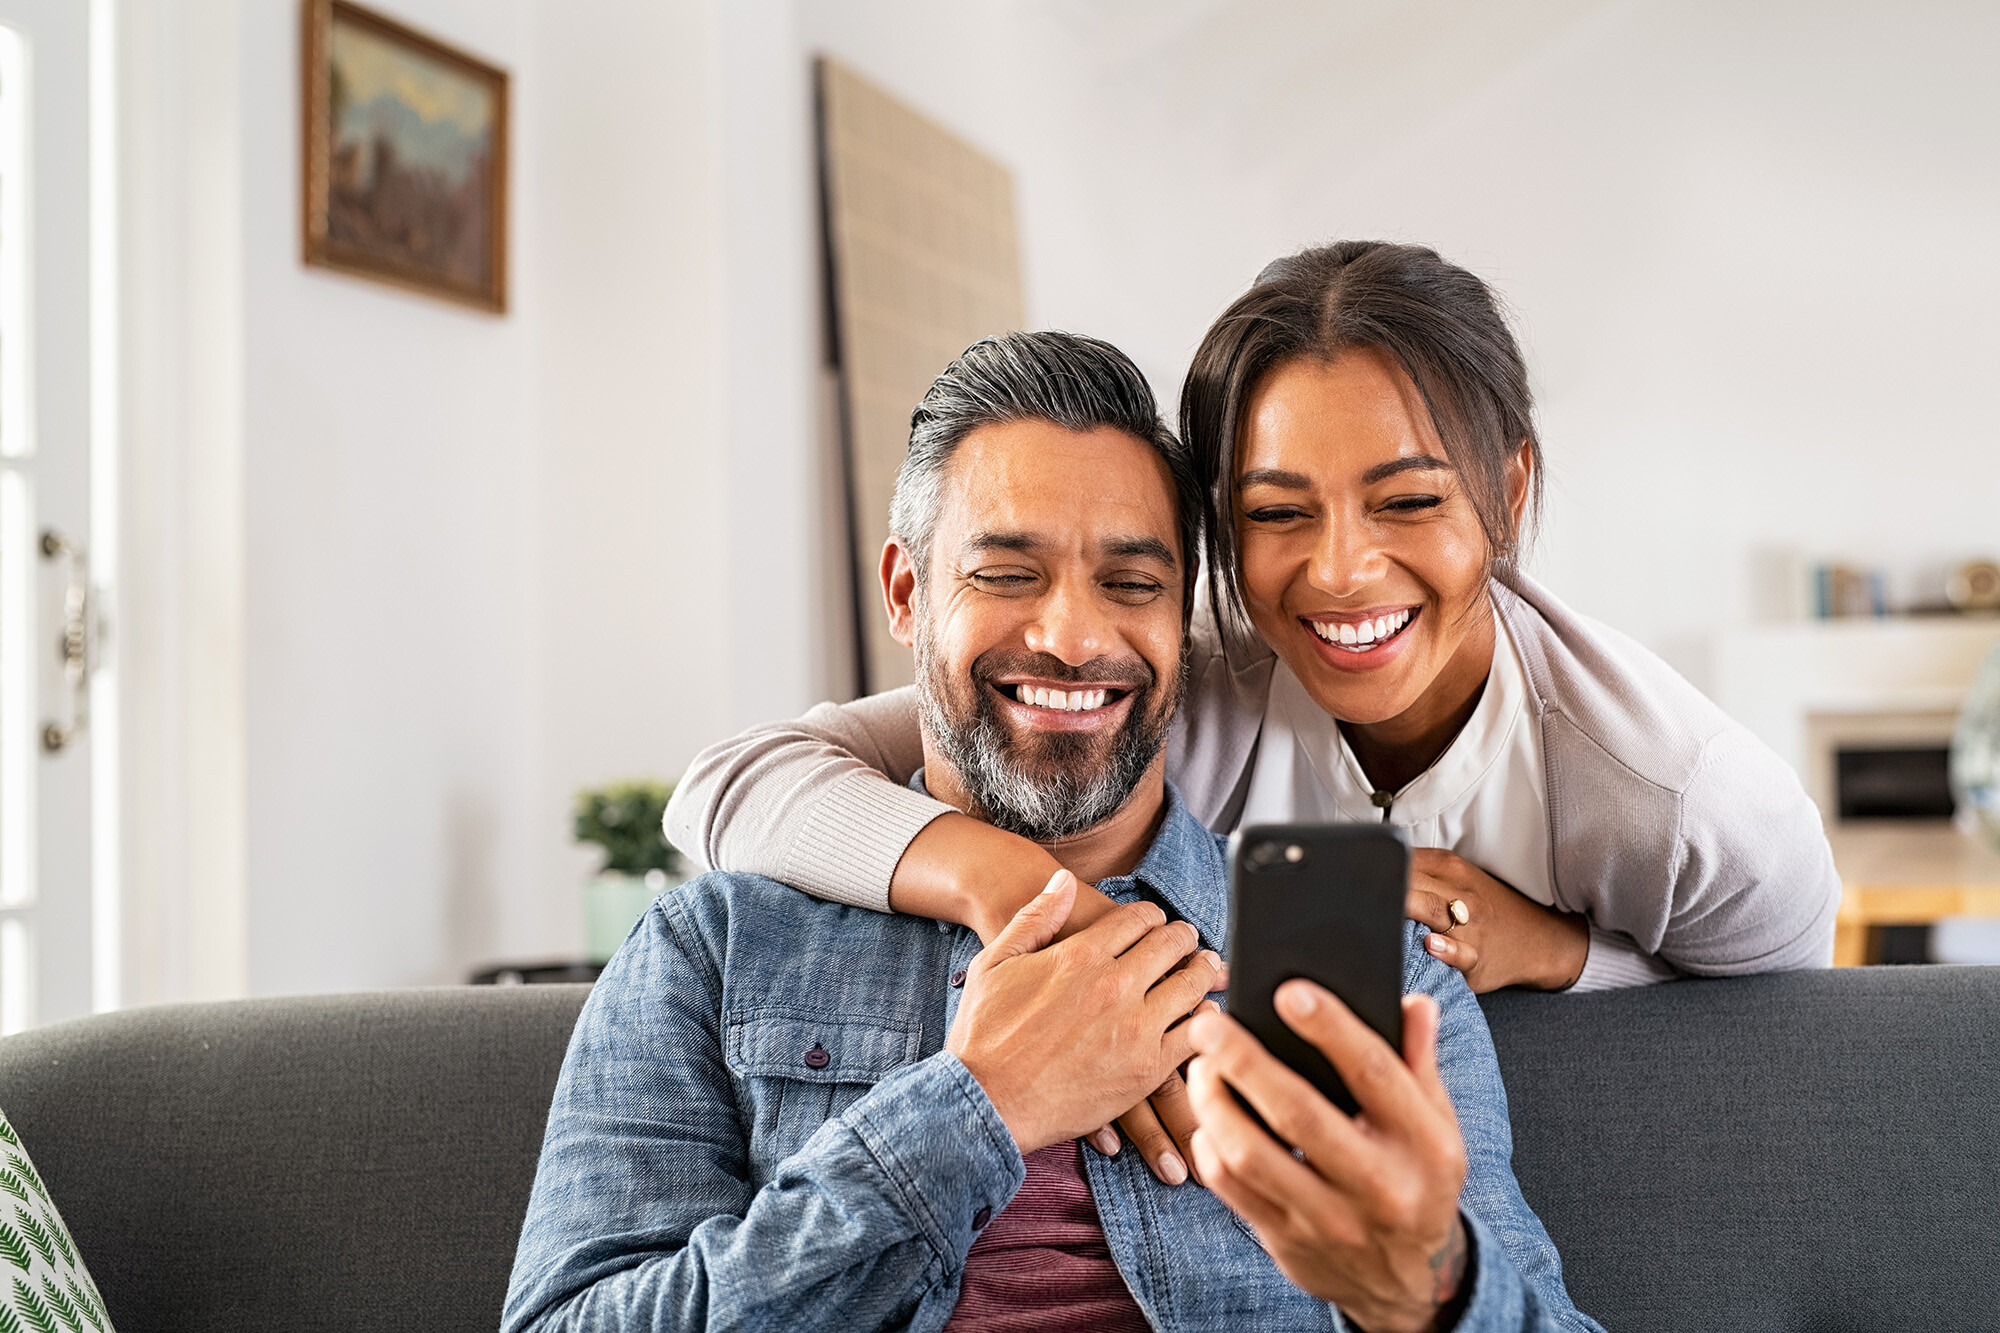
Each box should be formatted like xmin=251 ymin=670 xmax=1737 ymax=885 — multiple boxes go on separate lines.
xmin=301 ymin=0 xmax=509 ymax=312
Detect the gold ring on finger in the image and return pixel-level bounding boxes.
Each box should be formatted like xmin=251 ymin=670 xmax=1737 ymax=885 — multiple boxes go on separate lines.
xmin=1447 ymin=898 xmax=1471 ymax=929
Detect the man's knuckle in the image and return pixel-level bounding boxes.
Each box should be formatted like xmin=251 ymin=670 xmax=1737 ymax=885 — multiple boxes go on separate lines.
xmin=1355 ymin=1044 xmax=1397 ymax=1087
xmin=1215 ymin=1132 xmax=1259 ymax=1180
xmin=1379 ymin=1174 xmax=1425 ymax=1228
xmin=1268 ymin=1109 xmax=1314 ymax=1152
xmin=1093 ymin=971 xmax=1134 ymax=1009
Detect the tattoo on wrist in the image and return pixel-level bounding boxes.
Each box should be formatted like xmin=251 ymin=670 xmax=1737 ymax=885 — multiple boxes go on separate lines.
xmin=1428 ymin=1219 xmax=1468 ymax=1308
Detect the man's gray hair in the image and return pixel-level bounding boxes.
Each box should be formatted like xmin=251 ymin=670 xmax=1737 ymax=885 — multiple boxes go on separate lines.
xmin=888 ymin=331 xmax=1201 ymax=604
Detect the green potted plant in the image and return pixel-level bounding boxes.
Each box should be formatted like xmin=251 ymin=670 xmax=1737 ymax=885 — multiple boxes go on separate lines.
xmin=574 ymin=778 xmax=684 ymax=964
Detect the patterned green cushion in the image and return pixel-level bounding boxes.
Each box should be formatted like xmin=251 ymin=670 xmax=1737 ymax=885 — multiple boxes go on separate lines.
xmin=0 ymin=1108 xmax=111 ymax=1333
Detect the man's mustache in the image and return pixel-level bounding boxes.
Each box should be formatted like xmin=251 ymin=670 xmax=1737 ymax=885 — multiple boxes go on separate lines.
xmin=970 ymin=649 xmax=1155 ymax=692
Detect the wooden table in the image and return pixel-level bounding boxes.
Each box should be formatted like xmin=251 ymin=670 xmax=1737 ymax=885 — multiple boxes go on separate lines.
xmin=1826 ymin=821 xmax=2000 ymax=965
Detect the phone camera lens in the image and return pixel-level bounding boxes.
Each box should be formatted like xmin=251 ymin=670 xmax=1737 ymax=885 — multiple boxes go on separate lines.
xmin=1284 ymin=845 xmax=1304 ymax=863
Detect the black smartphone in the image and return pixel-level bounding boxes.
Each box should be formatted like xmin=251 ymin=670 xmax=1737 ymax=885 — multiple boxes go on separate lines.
xmin=1225 ymin=823 xmax=1408 ymax=1118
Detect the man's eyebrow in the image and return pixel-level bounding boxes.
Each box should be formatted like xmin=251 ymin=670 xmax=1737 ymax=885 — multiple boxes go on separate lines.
xmin=1104 ymin=535 xmax=1177 ymax=567
xmin=962 ymin=531 xmax=1041 ymax=554
xmin=1361 ymin=454 xmax=1455 ymax=485
xmin=956 ymin=528 xmax=1040 ymax=556
xmin=961 ymin=531 xmax=1177 ymax=567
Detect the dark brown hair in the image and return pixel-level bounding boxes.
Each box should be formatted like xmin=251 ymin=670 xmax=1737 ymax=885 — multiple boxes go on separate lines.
xmin=1180 ymin=241 xmax=1543 ymax=641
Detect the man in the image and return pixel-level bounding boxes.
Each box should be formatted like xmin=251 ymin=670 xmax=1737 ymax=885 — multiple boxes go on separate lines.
xmin=503 ymin=332 xmax=1600 ymax=1332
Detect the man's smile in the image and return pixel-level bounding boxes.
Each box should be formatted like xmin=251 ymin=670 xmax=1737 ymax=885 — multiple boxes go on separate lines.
xmin=988 ymin=677 xmax=1137 ymax=732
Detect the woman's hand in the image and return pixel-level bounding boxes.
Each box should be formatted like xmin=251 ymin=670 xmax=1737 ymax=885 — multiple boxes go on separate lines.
xmin=1083 ymin=1060 xmax=1207 ymax=1186
xmin=1404 ymin=848 xmax=1587 ymax=992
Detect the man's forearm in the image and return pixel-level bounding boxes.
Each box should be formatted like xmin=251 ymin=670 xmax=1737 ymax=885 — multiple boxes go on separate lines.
xmin=508 ymin=1053 xmax=1025 ymax=1333
xmin=1432 ymin=1211 xmax=1605 ymax=1333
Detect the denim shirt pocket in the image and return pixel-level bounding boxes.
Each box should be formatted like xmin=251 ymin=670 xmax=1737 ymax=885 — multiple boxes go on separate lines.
xmin=724 ymin=1005 xmax=926 ymax=1171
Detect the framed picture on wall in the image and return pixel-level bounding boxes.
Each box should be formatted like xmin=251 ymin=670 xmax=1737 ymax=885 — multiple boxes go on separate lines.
xmin=301 ymin=0 xmax=509 ymax=312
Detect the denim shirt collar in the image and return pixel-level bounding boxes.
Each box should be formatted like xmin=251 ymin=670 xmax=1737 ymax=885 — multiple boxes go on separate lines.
xmin=909 ymin=770 xmax=1228 ymax=949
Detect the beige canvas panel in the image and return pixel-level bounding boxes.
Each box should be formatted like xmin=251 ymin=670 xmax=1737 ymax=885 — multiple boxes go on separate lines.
xmin=819 ymin=58 xmax=1025 ymax=693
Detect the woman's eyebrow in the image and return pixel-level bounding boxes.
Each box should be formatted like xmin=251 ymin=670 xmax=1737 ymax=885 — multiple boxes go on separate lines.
xmin=1239 ymin=456 xmax=1455 ymax=490
xmin=1237 ymin=468 xmax=1313 ymax=490
xmin=1361 ymin=454 xmax=1455 ymax=484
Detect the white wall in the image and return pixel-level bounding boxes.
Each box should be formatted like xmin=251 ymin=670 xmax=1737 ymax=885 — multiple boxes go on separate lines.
xmin=120 ymin=0 xmax=813 ymax=999
xmin=237 ymin=0 xmax=545 ymax=992
xmin=801 ymin=0 xmax=2000 ymax=689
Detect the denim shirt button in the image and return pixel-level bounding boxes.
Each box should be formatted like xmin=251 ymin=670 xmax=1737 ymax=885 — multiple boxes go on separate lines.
xmin=802 ymin=1044 xmax=830 ymax=1070
xmin=972 ymin=1206 xmax=992 ymax=1231
xmin=948 ymin=968 xmax=968 ymax=988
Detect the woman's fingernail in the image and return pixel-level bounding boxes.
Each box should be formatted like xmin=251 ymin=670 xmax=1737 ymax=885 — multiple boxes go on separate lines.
xmin=1429 ymin=935 xmax=1452 ymax=956
xmin=1159 ymin=1151 xmax=1188 ymax=1185
xmin=1093 ymin=1127 xmax=1121 ymax=1155
xmin=1279 ymin=982 xmax=1317 ymax=1017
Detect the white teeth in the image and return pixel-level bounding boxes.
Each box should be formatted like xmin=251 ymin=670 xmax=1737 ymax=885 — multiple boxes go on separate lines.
xmin=1015 ymin=686 xmax=1110 ymax=711
xmin=1311 ymin=610 xmax=1414 ymax=651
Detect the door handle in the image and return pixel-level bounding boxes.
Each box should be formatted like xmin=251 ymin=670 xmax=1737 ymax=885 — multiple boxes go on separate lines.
xmin=38 ymin=529 xmax=95 ymax=754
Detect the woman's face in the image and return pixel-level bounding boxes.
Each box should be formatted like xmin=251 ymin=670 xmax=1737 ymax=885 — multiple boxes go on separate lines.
xmin=1234 ymin=349 xmax=1526 ymax=729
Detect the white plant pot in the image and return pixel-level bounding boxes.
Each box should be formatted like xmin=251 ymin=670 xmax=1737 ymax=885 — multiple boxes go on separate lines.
xmin=585 ymin=869 xmax=681 ymax=964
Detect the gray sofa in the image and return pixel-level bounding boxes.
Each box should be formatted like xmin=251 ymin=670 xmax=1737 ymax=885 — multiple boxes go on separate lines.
xmin=4 ymin=967 xmax=1996 ymax=1331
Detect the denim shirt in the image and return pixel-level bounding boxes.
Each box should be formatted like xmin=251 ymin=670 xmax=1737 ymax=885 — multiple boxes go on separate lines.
xmin=504 ymin=785 xmax=1604 ymax=1333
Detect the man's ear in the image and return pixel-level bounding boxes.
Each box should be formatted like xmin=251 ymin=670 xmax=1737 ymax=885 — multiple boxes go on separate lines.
xmin=881 ymin=538 xmax=920 ymax=649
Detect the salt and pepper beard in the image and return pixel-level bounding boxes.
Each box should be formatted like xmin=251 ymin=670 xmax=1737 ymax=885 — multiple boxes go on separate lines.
xmin=914 ymin=609 xmax=1187 ymax=843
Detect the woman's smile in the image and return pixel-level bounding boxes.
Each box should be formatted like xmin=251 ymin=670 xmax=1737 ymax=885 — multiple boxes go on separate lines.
xmin=1299 ymin=606 xmax=1421 ymax=671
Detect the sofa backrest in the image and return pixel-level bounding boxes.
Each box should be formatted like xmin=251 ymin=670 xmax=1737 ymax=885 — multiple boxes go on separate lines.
xmin=1483 ymin=965 xmax=2000 ymax=1328
xmin=3 ymin=967 xmax=1995 ymax=1331
xmin=0 ymin=985 xmax=591 ymax=1333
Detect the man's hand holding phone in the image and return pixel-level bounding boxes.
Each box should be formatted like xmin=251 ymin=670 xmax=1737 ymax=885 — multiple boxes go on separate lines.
xmin=1185 ymin=982 xmax=1473 ymax=1333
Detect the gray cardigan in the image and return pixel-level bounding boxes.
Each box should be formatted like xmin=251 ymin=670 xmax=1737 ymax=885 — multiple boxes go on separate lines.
xmin=665 ymin=567 xmax=1840 ymax=990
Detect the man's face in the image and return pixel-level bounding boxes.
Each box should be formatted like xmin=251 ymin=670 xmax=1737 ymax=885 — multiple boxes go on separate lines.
xmin=884 ymin=419 xmax=1187 ymax=840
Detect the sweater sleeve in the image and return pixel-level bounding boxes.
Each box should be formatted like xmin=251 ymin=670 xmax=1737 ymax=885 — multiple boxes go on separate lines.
xmin=663 ymin=688 xmax=947 ymax=914
xmin=1659 ymin=726 xmax=1842 ymax=976
xmin=1570 ymin=924 xmax=1680 ymax=992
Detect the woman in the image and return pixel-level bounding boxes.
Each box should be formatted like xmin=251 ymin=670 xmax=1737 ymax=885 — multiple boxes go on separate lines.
xmin=667 ymin=240 xmax=1838 ymax=1160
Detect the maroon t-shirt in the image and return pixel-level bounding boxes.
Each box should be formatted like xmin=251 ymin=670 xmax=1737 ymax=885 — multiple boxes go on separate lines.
xmin=943 ymin=1139 xmax=1151 ymax=1332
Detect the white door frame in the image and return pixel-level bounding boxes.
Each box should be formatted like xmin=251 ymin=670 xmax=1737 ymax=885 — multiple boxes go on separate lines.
xmin=0 ymin=0 xmax=103 ymax=1030
xmin=110 ymin=0 xmax=248 ymax=1010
